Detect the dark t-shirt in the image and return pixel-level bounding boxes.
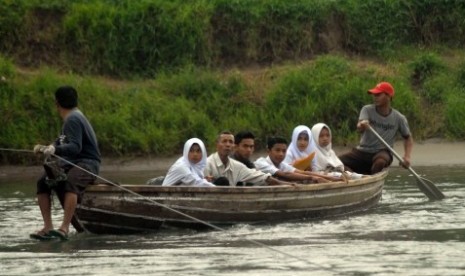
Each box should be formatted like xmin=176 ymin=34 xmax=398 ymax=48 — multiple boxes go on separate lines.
xmin=231 ymin=153 xmax=255 ymax=169
xmin=54 ymin=109 xmax=101 ymax=174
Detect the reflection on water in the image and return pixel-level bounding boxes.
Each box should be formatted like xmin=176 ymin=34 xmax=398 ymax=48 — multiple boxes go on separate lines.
xmin=0 ymin=166 xmax=464 ymax=275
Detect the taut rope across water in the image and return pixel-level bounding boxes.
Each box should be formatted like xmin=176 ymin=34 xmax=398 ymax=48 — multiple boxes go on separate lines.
xmin=0 ymin=147 xmax=332 ymax=270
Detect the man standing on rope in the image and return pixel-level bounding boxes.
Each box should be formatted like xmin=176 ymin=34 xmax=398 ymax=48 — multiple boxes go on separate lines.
xmin=31 ymin=86 xmax=101 ymax=241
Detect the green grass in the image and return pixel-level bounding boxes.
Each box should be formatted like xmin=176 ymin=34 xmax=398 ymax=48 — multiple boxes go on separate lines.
xmin=2 ymin=0 xmax=465 ymax=77
xmin=1 ymin=1 xmax=465 ymax=163
xmin=1 ymin=48 xmax=465 ymax=164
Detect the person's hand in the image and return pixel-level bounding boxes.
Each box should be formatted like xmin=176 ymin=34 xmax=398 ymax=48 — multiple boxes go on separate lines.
xmin=43 ymin=145 xmax=55 ymax=157
xmin=33 ymin=144 xmax=46 ymax=154
xmin=357 ymin=120 xmax=370 ymax=132
xmin=400 ymin=156 xmax=411 ymax=168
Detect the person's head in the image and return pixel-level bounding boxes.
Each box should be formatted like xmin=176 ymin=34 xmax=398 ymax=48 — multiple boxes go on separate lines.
xmin=297 ymin=131 xmax=310 ymax=151
xmin=318 ymin=127 xmax=331 ymax=147
xmin=183 ymin=138 xmax=207 ymax=166
xmin=267 ymin=136 xmax=288 ymax=165
xmin=216 ymin=131 xmax=235 ymax=158
xmin=368 ymin=82 xmax=394 ymax=106
xmin=290 ymin=125 xmax=313 ymax=154
xmin=234 ymin=131 xmax=255 ymax=160
xmin=311 ymin=123 xmax=332 ymax=150
xmin=188 ymin=143 xmax=203 ymax=164
xmin=55 ymin=86 xmax=78 ymax=109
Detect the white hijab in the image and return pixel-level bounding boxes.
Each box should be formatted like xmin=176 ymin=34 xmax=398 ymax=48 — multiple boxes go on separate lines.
xmin=162 ymin=138 xmax=209 ymax=186
xmin=284 ymin=125 xmax=317 ymax=165
xmin=311 ymin=123 xmax=344 ymax=172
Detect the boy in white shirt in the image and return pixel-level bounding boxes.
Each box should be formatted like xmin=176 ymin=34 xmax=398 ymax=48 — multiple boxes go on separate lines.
xmin=254 ymin=137 xmax=337 ymax=183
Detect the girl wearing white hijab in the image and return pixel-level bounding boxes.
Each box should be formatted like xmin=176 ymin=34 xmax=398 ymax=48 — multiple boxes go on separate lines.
xmin=162 ymin=138 xmax=215 ymax=187
xmin=311 ymin=123 xmax=362 ymax=179
xmin=284 ymin=125 xmax=317 ymax=171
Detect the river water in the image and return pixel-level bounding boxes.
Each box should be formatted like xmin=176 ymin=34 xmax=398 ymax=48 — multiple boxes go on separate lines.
xmin=0 ymin=166 xmax=464 ymax=275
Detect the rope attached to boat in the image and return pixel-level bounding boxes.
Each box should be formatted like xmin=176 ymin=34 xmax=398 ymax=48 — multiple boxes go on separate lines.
xmin=0 ymin=147 xmax=333 ymax=270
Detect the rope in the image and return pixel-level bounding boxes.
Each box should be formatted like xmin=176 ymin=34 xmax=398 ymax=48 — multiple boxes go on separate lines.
xmin=0 ymin=148 xmax=34 ymax=153
xmin=0 ymin=147 xmax=332 ymax=269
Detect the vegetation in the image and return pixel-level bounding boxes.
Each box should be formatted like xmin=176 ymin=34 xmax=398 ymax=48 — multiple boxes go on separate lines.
xmin=2 ymin=0 xmax=465 ymax=77
xmin=1 ymin=0 xmax=465 ymax=164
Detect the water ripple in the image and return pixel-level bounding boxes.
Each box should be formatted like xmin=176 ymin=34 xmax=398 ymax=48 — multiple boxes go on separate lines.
xmin=1 ymin=166 xmax=464 ymax=275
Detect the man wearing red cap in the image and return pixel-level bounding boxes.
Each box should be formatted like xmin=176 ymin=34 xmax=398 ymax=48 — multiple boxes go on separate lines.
xmin=338 ymin=82 xmax=413 ymax=175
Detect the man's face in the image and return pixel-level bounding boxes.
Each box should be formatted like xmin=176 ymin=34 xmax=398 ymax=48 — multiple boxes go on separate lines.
xmin=235 ymin=138 xmax=255 ymax=160
xmin=269 ymin=143 xmax=287 ymax=165
xmin=372 ymin=92 xmax=390 ymax=107
xmin=217 ymin=134 xmax=235 ymax=158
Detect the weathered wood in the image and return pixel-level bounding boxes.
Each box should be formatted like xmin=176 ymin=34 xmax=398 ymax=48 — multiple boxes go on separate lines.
xmin=75 ymin=170 xmax=388 ymax=234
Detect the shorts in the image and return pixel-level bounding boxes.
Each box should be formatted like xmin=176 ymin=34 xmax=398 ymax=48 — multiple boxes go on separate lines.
xmin=338 ymin=148 xmax=393 ymax=175
xmin=37 ymin=162 xmax=97 ymax=203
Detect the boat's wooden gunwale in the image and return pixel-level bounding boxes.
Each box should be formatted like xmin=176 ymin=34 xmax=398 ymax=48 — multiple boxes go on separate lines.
xmin=75 ymin=171 xmax=388 ymax=234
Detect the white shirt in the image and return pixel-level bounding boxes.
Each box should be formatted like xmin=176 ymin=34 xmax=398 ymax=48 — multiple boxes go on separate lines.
xmin=162 ymin=138 xmax=215 ymax=187
xmin=254 ymin=156 xmax=296 ymax=175
xmin=205 ymin=152 xmax=271 ymax=186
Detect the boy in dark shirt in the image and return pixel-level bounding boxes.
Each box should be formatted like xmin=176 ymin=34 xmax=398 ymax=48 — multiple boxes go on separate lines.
xmin=231 ymin=131 xmax=256 ymax=169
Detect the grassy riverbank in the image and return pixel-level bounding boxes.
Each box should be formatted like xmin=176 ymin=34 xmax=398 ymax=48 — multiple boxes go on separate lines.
xmin=1 ymin=1 xmax=465 ymax=164
xmin=2 ymin=50 xmax=465 ymax=164
xmin=2 ymin=0 xmax=465 ymax=77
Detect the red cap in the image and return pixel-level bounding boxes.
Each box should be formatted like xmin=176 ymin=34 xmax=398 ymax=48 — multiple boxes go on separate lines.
xmin=368 ymin=82 xmax=394 ymax=97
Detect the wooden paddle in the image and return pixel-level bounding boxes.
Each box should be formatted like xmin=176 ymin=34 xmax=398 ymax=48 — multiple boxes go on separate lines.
xmin=367 ymin=125 xmax=445 ymax=200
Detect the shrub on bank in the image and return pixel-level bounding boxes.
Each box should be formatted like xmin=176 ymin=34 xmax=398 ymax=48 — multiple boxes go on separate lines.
xmin=445 ymin=92 xmax=465 ymax=139
xmin=264 ymin=55 xmax=421 ymax=145
xmin=1 ymin=0 xmax=465 ymax=76
xmin=1 ymin=50 xmax=464 ymax=164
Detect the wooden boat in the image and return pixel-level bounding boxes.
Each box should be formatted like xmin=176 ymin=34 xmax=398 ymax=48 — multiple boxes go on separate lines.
xmin=74 ymin=170 xmax=388 ymax=234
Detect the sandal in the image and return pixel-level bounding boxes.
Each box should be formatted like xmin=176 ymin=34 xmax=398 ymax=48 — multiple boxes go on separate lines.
xmin=30 ymin=229 xmax=55 ymax=241
xmin=48 ymin=229 xmax=69 ymax=241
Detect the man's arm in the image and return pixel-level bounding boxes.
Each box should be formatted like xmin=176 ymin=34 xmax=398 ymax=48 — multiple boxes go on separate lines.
xmin=265 ymin=176 xmax=298 ymax=186
xmin=402 ymin=135 xmax=413 ymax=168
xmin=357 ymin=119 xmax=370 ymax=132
xmin=55 ymin=118 xmax=82 ymax=157
xmin=273 ymin=170 xmax=316 ymax=182
xmin=294 ymin=169 xmax=339 ymax=182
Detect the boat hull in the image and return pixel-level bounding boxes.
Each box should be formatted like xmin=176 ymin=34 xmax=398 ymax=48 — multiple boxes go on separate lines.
xmin=75 ymin=170 xmax=387 ymax=234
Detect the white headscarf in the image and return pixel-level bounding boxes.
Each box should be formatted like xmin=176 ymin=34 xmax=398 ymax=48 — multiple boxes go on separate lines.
xmin=162 ymin=138 xmax=212 ymax=186
xmin=311 ymin=123 xmax=344 ymax=172
xmin=284 ymin=125 xmax=317 ymax=167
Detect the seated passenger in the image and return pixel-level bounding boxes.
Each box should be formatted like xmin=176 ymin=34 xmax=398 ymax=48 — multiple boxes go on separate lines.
xmin=231 ymin=130 xmax=256 ymax=169
xmin=254 ymin=137 xmax=336 ymax=183
xmin=205 ymin=131 xmax=291 ymax=186
xmin=284 ymin=125 xmax=317 ymax=171
xmin=162 ymin=138 xmax=215 ymax=187
xmin=311 ymin=123 xmax=363 ymax=180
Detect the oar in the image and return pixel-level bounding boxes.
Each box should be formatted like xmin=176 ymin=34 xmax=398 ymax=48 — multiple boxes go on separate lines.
xmin=367 ymin=125 xmax=445 ymax=200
